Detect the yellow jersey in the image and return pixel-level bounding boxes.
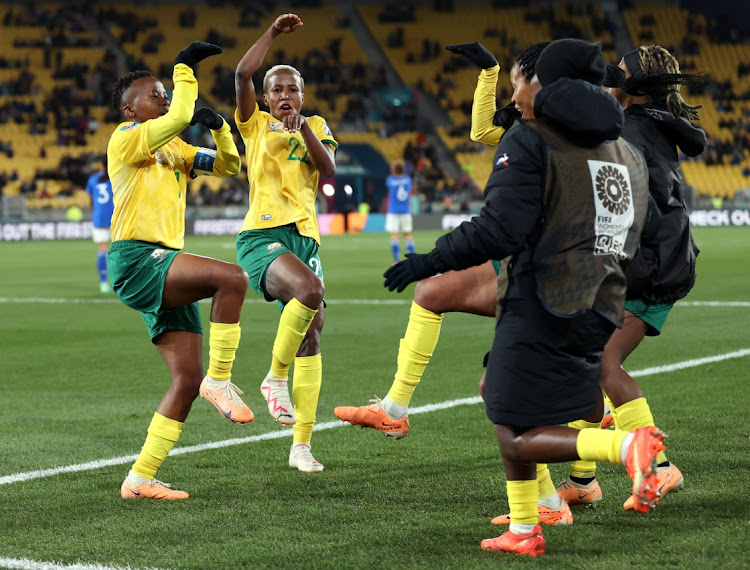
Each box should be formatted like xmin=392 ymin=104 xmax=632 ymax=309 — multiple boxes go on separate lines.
xmin=108 ymin=64 xmax=240 ymax=250
xmin=235 ymin=103 xmax=338 ymax=244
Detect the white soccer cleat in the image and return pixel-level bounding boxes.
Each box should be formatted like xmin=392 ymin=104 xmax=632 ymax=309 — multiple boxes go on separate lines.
xmin=289 ymin=443 xmax=324 ymax=473
xmin=260 ymin=371 xmax=296 ymax=425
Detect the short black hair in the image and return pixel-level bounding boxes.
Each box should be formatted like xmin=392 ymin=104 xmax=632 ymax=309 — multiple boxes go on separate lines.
xmin=111 ymin=70 xmax=153 ymax=113
xmin=516 ymin=41 xmax=551 ymax=82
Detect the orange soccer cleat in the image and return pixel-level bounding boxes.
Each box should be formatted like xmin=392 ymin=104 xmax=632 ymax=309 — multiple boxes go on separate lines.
xmin=556 ymin=477 xmax=603 ymax=507
xmin=491 ymin=501 xmax=573 ymax=526
xmin=481 ymin=525 xmax=546 ymax=557
xmin=120 ymin=477 xmax=189 ymax=500
xmin=624 ymin=462 xmax=684 ymax=510
xmin=334 ymin=397 xmax=409 ymax=439
xmin=199 ymin=376 xmax=254 ymax=424
xmin=623 ymin=426 xmax=666 ymax=513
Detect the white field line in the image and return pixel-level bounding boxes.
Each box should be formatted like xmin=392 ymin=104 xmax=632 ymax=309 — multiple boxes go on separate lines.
xmin=0 ymin=297 xmax=749 ymax=307
xmin=0 ymin=557 xmax=161 ymax=570
xmin=1 ymin=350 xmax=748 ymax=488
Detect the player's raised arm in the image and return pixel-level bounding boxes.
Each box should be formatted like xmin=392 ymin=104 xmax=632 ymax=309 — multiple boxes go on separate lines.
xmin=141 ymin=42 xmax=222 ymax=152
xmin=189 ymin=107 xmax=241 ymax=178
xmin=235 ymin=13 xmax=303 ymax=122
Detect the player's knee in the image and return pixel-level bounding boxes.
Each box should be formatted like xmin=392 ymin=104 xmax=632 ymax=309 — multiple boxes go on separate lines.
xmin=297 ymin=277 xmax=324 ymax=308
xmin=413 ymin=279 xmax=439 ymax=311
xmin=224 ymin=264 xmax=249 ymax=294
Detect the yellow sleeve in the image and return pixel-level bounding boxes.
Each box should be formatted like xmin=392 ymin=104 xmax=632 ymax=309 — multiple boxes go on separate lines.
xmin=470 ymin=64 xmax=505 ymax=146
xmin=209 ymin=120 xmax=241 ymax=177
xmin=145 ymin=63 xmax=198 ymax=152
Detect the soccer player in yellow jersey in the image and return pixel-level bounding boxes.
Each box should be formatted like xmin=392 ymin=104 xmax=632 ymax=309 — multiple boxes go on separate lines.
xmin=234 ymin=13 xmax=337 ymax=472
xmin=107 ymin=41 xmax=253 ymax=500
xmin=334 ymin=42 xmax=548 ymax=438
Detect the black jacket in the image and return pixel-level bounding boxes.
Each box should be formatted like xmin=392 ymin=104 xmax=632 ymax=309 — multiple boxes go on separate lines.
xmin=621 ymin=103 xmax=706 ymax=304
xmin=430 ymin=78 xmax=648 ymax=324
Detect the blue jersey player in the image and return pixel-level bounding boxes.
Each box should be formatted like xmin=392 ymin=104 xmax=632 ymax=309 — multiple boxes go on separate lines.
xmin=385 ymin=161 xmax=415 ymax=262
xmin=85 ymin=156 xmax=114 ymax=293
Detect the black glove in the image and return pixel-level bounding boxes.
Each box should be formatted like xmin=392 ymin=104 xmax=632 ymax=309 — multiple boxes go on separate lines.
xmin=604 ymin=64 xmax=625 ymax=89
xmin=191 ymin=107 xmax=224 ymax=130
xmin=174 ymin=41 xmax=222 ymax=70
xmin=493 ymin=102 xmax=522 ymax=129
xmin=445 ymin=42 xmax=498 ymax=69
xmin=384 ymin=253 xmax=439 ymax=293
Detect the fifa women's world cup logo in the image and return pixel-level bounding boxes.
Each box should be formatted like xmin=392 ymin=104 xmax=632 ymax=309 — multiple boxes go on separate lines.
xmin=595 ymin=165 xmax=631 ymax=215
xmin=587 ymin=160 xmax=634 ymax=259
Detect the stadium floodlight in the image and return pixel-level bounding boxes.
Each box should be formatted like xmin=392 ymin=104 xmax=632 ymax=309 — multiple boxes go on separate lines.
xmin=322 ymin=183 xmax=335 ymax=196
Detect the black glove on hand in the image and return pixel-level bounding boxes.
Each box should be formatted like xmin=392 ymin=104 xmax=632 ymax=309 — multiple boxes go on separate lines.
xmin=175 ymin=41 xmax=222 ymax=70
xmin=445 ymin=42 xmax=498 ymax=69
xmin=384 ymin=253 xmax=438 ymax=293
xmin=493 ymin=102 xmax=522 ymax=129
xmin=191 ymin=107 xmax=224 ymax=130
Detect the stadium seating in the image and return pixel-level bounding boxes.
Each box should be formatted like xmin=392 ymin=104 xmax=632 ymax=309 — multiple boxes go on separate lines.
xmin=1 ymin=1 xmax=749 ymax=211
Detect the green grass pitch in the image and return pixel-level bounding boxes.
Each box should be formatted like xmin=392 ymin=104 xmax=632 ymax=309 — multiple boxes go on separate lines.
xmin=0 ymin=227 xmax=748 ymax=569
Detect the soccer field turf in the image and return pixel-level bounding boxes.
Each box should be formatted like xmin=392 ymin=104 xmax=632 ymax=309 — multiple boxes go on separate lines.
xmin=1 ymin=228 xmax=749 ymax=569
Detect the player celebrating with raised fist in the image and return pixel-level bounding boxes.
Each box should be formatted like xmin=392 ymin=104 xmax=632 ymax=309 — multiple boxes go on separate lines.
xmin=234 ymin=13 xmax=337 ymax=472
xmin=108 ymin=41 xmax=252 ymax=500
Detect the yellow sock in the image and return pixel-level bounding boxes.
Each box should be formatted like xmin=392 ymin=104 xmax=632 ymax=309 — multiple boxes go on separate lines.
xmin=604 ymin=392 xmax=616 ymax=425
xmin=271 ymin=298 xmax=317 ymax=379
xmin=576 ymin=428 xmax=628 ymax=465
xmin=615 ymin=397 xmax=668 ymax=464
xmin=386 ymin=302 xmax=443 ymax=406
xmin=131 ymin=413 xmax=183 ymax=479
xmin=292 ymin=353 xmax=322 ymax=445
xmin=536 ymin=464 xmax=557 ymax=499
xmin=507 ymin=479 xmax=539 ymax=525
xmin=568 ymin=419 xmax=601 ymax=478
xmin=207 ymin=321 xmax=241 ymax=380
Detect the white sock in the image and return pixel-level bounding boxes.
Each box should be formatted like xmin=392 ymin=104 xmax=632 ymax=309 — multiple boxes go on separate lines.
xmin=620 ymin=432 xmax=635 ymax=463
xmin=127 ymin=470 xmax=149 ymax=485
xmin=509 ymin=523 xmax=536 ymax=535
xmin=205 ymin=375 xmax=230 ymax=387
xmin=538 ymin=493 xmax=564 ymax=509
xmin=381 ymin=396 xmax=408 ymax=419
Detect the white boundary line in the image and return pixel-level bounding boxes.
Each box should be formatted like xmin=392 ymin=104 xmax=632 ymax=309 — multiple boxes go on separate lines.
xmin=2 ymin=349 xmax=748 ymax=488
xmin=0 ymin=297 xmax=749 ymax=307
xmin=0 ymin=558 xmax=161 ymax=570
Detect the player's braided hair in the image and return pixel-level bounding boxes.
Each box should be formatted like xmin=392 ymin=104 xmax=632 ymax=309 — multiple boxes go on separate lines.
xmin=516 ymin=41 xmax=551 ymax=81
xmin=627 ymin=45 xmax=702 ymax=121
xmin=110 ymin=70 xmax=153 ymax=113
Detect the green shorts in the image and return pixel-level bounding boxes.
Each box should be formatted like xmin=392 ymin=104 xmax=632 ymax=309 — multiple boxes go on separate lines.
xmin=624 ymin=299 xmax=674 ymax=336
xmin=236 ymin=224 xmax=324 ymax=311
xmin=107 ymin=240 xmax=202 ymax=341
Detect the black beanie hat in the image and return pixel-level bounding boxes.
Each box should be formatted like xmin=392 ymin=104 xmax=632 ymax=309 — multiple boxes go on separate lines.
xmin=535 ymin=38 xmax=607 ymax=87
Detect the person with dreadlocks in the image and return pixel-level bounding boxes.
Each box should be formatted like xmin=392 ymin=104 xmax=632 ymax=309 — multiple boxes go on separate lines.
xmin=107 ymin=41 xmax=253 ymax=500
xmin=555 ymin=44 xmax=705 ymax=511
xmin=334 ymin=41 xmax=549 ymax=439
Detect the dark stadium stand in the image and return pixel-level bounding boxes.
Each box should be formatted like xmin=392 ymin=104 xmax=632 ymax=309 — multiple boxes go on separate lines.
xmin=0 ymin=0 xmax=749 ymax=218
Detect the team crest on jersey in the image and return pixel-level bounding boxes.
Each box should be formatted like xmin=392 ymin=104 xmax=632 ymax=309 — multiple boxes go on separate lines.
xmin=268 ymin=122 xmax=284 ymax=133
xmin=261 ymin=214 xmax=272 ymax=221
xmin=150 ymin=248 xmax=168 ymax=261
xmin=495 ymin=153 xmax=509 ymax=167
xmin=155 ymin=150 xmax=173 ymax=167
xmin=267 ymin=242 xmax=283 ymax=253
